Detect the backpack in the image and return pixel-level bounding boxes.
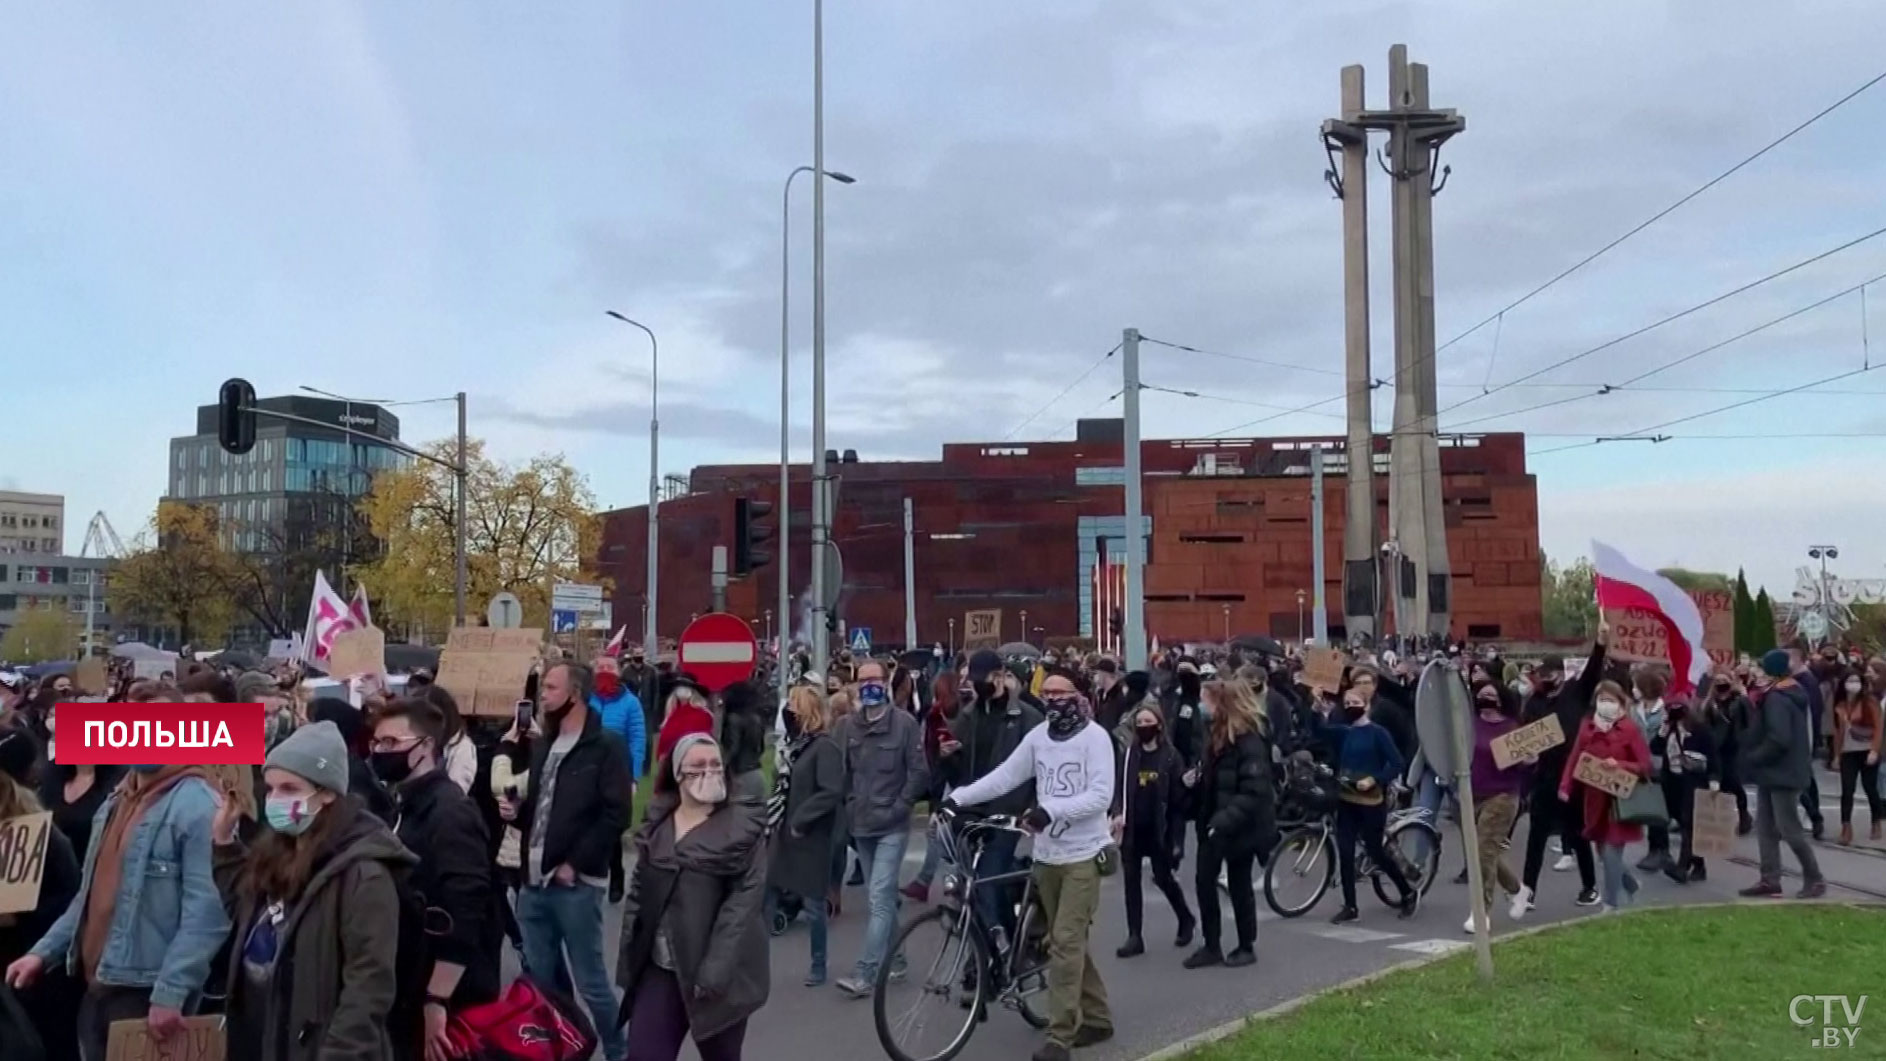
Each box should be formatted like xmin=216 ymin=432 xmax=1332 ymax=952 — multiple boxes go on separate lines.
xmin=445 ymin=975 xmax=598 ymax=1061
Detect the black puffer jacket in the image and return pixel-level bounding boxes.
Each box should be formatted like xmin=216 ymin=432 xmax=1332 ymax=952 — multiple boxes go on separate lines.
xmin=1192 ymin=730 xmax=1276 ymax=857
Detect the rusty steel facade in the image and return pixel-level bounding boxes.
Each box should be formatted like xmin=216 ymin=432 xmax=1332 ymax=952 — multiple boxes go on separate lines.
xmin=597 ymin=426 xmax=1542 ymax=650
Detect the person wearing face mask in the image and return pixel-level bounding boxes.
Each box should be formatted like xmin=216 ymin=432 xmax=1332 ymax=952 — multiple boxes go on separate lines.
xmin=616 ymin=734 xmax=769 ymax=1061
xmin=1312 ymin=685 xmax=1418 ymax=926
xmin=208 ymin=721 xmax=413 ymax=1061
xmin=1738 ymin=650 xmax=1826 ymax=898
xmin=369 ymin=700 xmax=500 ymax=1055
xmin=1708 ymin=672 xmax=1757 ymax=835
xmin=947 ymin=673 xmax=1116 ymax=1061
xmin=902 ymin=672 xmax=967 ymax=903
xmin=1558 ymin=681 xmax=1654 ymax=913
xmin=34 ymin=702 xmax=123 ymax=862
xmin=1658 ymin=698 xmax=1720 ymax=884
xmin=938 ymin=650 xmax=1044 ymax=932
xmin=1180 ymin=678 xmax=1276 ymax=968
xmin=764 ymin=687 xmax=844 ymax=985
xmin=6 ymin=747 xmax=230 ymax=1061
xmin=1629 ymin=668 xmax=1676 ymax=875
xmin=1514 ymin=625 xmax=1611 ymax=917
xmin=502 ymin=662 xmax=634 ymax=1061
xmin=1112 ymin=705 xmax=1195 ymax=959
xmin=830 ymin=660 xmax=927 ymax=1001
xmin=1830 ymin=668 xmax=1883 ymax=845
xmin=1462 ymin=682 xmax=1525 ymax=934
xmin=1164 ymin=662 xmax=1206 ymax=768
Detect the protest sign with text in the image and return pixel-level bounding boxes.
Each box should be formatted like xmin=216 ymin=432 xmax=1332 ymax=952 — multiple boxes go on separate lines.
xmin=0 ymin=812 xmax=51 ymax=915
xmin=1573 ymin=752 xmax=1639 ymax=798
xmin=963 ymin=609 xmax=1002 ymax=650
xmin=106 ymin=1015 xmax=224 ymax=1061
xmin=1491 ymin=714 xmax=1566 ymax=769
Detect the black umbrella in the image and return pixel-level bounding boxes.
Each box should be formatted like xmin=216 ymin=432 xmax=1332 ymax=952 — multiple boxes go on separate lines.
xmin=1230 ymin=634 xmax=1285 ymax=658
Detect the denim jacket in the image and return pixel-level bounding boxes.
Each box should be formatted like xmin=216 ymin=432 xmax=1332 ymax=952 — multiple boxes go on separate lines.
xmin=31 ymin=776 xmax=231 ymax=1010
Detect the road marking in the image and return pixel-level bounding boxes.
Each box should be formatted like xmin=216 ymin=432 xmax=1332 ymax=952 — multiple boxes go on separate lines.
xmin=1389 ymin=938 xmax=1471 ymax=956
xmin=1306 ymin=925 xmax=1405 ymax=944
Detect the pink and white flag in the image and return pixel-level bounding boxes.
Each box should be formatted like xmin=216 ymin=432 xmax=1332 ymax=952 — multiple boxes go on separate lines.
xmin=1591 ymin=540 xmax=1709 ymax=698
xmin=349 ymin=583 xmax=373 ymax=628
xmin=300 ymin=570 xmax=361 ymax=665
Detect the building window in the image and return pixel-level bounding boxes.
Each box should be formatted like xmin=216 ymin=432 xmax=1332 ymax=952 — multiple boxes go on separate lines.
xmin=44 ymin=516 xmax=56 ymax=530
xmin=1467 ymin=623 xmax=1501 ymax=639
xmin=50 ymin=567 xmax=67 ymax=584
xmin=42 ymin=539 xmax=57 ymax=551
xmin=0 ymin=594 xmax=14 ymax=611
xmin=1075 ymin=466 xmax=1126 ymax=486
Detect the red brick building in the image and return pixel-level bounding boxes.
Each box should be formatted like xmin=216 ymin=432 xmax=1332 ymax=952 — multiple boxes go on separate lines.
xmin=596 ymin=421 xmax=1542 ymax=651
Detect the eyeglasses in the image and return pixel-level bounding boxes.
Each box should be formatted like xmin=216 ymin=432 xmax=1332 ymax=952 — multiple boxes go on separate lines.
xmin=370 ymin=737 xmax=423 ymax=754
xmin=679 ymin=766 xmax=725 ymax=781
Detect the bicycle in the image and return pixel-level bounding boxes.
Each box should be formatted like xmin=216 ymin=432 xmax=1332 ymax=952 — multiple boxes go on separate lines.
xmin=1261 ymin=774 xmax=1442 ymax=918
xmin=872 ymin=808 xmax=1052 ymax=1061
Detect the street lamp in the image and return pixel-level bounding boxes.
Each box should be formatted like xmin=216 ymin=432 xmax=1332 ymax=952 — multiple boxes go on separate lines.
xmin=1296 ymin=588 xmax=1307 ymax=644
xmin=948 ymin=617 xmax=955 ymax=655
xmin=1808 ymin=544 xmax=1839 ymax=644
xmin=1020 ymin=610 xmax=1029 ymax=646
xmin=781 ymin=165 xmax=856 ymax=706
xmin=1221 ymin=603 xmax=1231 ymax=642
xmin=607 ymin=312 xmax=660 ymax=660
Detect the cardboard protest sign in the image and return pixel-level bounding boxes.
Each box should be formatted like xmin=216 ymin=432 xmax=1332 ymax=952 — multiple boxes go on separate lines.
xmin=0 ymin=812 xmax=53 ymax=915
xmin=106 ymin=1015 xmax=225 ymax=1061
xmin=1572 ymin=753 xmax=1638 ymax=799
xmin=1301 ymin=647 xmax=1347 ymax=694
xmin=437 ymin=626 xmax=544 ymax=717
xmin=963 ymin=609 xmax=1002 ymax=650
xmin=1690 ymin=788 xmax=1739 ymax=857
xmin=326 ymin=626 xmax=386 ymax=680
xmin=1604 ymin=588 xmax=1734 ymax=669
xmin=75 ymin=657 xmax=109 ymax=695
xmin=1490 ymin=714 xmax=1566 ymax=769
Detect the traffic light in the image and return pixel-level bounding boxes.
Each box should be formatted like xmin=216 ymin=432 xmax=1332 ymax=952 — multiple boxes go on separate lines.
xmin=733 ymin=497 xmax=774 ymax=575
xmin=217 ymin=378 xmax=257 ymax=455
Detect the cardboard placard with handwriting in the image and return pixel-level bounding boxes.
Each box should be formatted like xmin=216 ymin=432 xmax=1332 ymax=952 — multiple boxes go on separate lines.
xmin=437 ymin=626 xmax=545 ymax=717
xmin=326 ymin=626 xmax=386 ymax=679
xmin=1572 ymin=753 xmax=1639 ymax=799
xmin=1690 ymin=788 xmax=1739 ymax=857
xmin=75 ymin=656 xmax=109 ymax=695
xmin=1604 ymin=588 xmax=1734 ymax=669
xmin=1301 ymin=647 xmax=1347 ymax=694
xmin=106 ymin=1015 xmax=225 ymax=1061
xmin=1490 ymin=714 xmax=1566 ymax=769
xmin=963 ymin=609 xmax=1002 ymax=650
xmin=0 ymin=812 xmax=51 ymax=915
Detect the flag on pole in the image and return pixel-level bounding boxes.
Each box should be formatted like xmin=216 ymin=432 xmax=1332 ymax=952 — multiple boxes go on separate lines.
xmin=300 ymin=570 xmax=361 ymax=666
xmin=604 ymin=626 xmax=626 ymax=656
xmin=1591 ymin=540 xmax=1709 ymax=697
xmin=348 ymin=583 xmax=373 ymax=628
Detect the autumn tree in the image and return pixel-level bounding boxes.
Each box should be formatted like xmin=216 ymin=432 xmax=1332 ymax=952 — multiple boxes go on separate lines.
xmin=109 ymin=501 xmax=239 ymax=647
xmin=1541 ymin=554 xmax=1597 ymax=640
xmin=354 ymin=439 xmax=604 ymax=636
xmin=0 ymin=608 xmax=82 ymax=663
xmin=225 ymin=487 xmax=379 ymax=638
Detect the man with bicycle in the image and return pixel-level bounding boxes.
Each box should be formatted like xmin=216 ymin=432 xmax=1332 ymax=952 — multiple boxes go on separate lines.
xmin=947 ymin=672 xmax=1116 ymax=1061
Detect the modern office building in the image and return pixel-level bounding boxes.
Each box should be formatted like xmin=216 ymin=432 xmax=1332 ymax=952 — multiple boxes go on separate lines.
xmin=597 ymin=420 xmax=1544 ymax=652
xmin=0 ymin=491 xmax=65 ymax=556
xmin=0 ymin=554 xmax=119 ymax=653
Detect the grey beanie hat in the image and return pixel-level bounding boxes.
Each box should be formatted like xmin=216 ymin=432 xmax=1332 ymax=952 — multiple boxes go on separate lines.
xmin=234 ymin=670 xmax=278 ymax=703
xmin=265 ymin=720 xmax=351 ymax=794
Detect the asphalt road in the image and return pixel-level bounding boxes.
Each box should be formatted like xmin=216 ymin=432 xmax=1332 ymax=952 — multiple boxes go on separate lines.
xmin=514 ymin=773 xmax=1886 ymax=1061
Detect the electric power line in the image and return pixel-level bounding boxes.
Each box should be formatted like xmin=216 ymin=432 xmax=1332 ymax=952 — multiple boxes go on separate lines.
xmin=1139 ymin=336 xmax=1350 ymax=378
xmin=1431 ymin=66 xmax=1886 ymax=358
xmin=1003 ymin=342 xmax=1121 ymax=441
xmin=1141 ymin=382 xmax=1348 ymax=420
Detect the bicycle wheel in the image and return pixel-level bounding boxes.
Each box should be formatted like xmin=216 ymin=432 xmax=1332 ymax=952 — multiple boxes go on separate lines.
xmin=1263 ymin=826 xmax=1333 ymax=918
xmin=874 ymin=907 xmax=989 ymax=1061
xmin=1006 ymin=896 xmax=1051 ymax=1030
xmin=1371 ymin=821 xmax=1442 ymax=905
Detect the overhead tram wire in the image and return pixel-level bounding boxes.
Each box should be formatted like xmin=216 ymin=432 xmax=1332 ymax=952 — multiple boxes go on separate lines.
xmin=1426 ymin=66 xmax=1886 ymax=362
xmin=1140 ymin=382 xmax=1349 ymax=420
xmin=1442 ymin=269 xmax=1886 ymax=430
xmin=1002 ymin=341 xmax=1121 ymax=441
xmin=1138 ymin=336 xmax=1352 ymax=378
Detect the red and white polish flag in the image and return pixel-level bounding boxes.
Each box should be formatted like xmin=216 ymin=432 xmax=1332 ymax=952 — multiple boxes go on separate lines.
xmin=300 ymin=570 xmax=360 ymax=665
xmin=604 ymin=626 xmax=627 ymax=656
xmin=1591 ymin=539 xmax=1709 ymax=698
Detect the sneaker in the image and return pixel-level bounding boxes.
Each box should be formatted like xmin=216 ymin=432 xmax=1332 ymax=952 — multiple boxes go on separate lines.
xmin=1116 ymin=936 xmax=1145 ymax=959
xmin=1635 ymin=851 xmax=1670 ymax=873
xmin=1738 ymin=880 xmax=1783 ymax=898
xmin=834 ymin=977 xmax=871 ymax=1000
xmin=1175 ymin=916 xmax=1196 ymax=948
xmin=1811 ymin=819 xmax=1826 ymax=841
xmin=1689 ymin=862 xmax=1708 ymax=883
xmin=1397 ymin=893 xmax=1419 ymax=920
xmin=1549 ymin=837 xmax=1564 ymax=855
xmin=1224 ymin=946 xmax=1257 ymax=968
xmin=1032 ymin=1043 xmax=1071 ymax=1061
xmin=1574 ymin=888 xmax=1600 ymax=907
xmin=1509 ymin=885 xmax=1536 ymax=920
xmin=1072 ymin=1025 xmax=1115 ymax=1048
xmin=1462 ymin=914 xmax=1478 ymax=935
xmin=1663 ymin=862 xmax=1691 ymax=885
xmin=804 ymin=968 xmax=827 ymax=987
xmin=1553 ymin=854 xmax=1576 ymax=872
xmin=1797 ymin=880 xmax=1828 ymax=900
xmin=1330 ymin=906 xmax=1360 ymax=925
xmin=1182 ymin=945 xmax=1224 ymax=969
xmin=901 ymin=881 xmax=930 ymax=903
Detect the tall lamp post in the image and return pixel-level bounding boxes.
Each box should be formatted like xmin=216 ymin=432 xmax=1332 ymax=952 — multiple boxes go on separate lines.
xmin=781 ymin=164 xmax=856 ymax=705
xmin=1808 ymin=544 xmax=1839 ymax=644
xmin=607 ymin=312 xmax=660 ymax=659
xmin=1296 ymin=588 xmax=1307 ymax=644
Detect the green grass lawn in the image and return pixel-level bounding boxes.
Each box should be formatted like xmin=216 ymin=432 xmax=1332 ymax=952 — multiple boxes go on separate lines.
xmin=1189 ymin=905 xmax=1886 ymax=1060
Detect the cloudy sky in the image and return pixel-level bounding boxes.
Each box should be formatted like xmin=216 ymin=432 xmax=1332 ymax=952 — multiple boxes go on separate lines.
xmin=5 ymin=0 xmax=1883 ymax=596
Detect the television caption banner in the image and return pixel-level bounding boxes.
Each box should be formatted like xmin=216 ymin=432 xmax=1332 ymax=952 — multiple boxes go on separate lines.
xmin=55 ymin=702 xmax=266 ymax=766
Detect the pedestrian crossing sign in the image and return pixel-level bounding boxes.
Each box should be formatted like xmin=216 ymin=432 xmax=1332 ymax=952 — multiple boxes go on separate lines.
xmin=850 ymin=627 xmax=872 ymax=652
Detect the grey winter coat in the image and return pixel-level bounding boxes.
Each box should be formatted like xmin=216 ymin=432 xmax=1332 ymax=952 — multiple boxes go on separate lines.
xmin=1742 ymin=682 xmax=1814 ymax=790
xmin=213 ymin=799 xmax=417 ymax=1061
xmin=617 ymin=797 xmax=771 ymax=1041
xmin=832 ymin=707 xmax=927 ymax=838
xmin=767 ymin=734 xmax=846 ymax=900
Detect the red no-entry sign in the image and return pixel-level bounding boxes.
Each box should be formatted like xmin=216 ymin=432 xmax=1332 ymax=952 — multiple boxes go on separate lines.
xmin=676 ymin=612 xmax=759 ymax=692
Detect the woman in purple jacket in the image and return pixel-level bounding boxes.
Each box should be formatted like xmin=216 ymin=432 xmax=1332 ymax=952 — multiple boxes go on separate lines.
xmin=1466 ymin=680 xmax=1527 ymax=934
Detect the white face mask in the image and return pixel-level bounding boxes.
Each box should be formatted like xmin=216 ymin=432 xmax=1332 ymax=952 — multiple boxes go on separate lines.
xmin=1594 ymin=699 xmax=1624 ymax=730
xmin=683 ymin=773 xmax=727 ymax=805
xmin=1847 ymin=680 xmax=1864 ymax=695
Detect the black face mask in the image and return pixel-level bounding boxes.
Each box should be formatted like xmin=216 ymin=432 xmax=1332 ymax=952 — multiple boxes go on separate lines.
xmin=370 ymin=743 xmax=422 ymax=787
xmin=544 ymin=697 xmax=576 ymax=730
xmin=783 ymin=711 xmax=804 ymax=739
xmin=1134 ymin=724 xmax=1160 ymax=746
xmin=973 ymin=679 xmax=998 ymax=702
xmin=1043 ymin=696 xmax=1084 ymax=739
xmin=1343 ymin=703 xmax=1367 ymax=722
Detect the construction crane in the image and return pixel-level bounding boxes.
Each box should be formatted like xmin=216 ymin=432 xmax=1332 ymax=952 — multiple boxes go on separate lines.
xmin=79 ymin=511 xmax=126 ymax=655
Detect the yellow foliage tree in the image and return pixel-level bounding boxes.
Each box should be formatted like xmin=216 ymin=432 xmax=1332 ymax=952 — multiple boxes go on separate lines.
xmin=108 ymin=501 xmax=239 ymax=647
xmin=354 ymin=439 xmax=605 ymax=636
xmin=0 ymin=607 xmax=82 ymax=663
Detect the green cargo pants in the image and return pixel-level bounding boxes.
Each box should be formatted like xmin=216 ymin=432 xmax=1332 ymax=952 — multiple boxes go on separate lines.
xmin=1033 ymin=856 xmax=1113 ymax=1047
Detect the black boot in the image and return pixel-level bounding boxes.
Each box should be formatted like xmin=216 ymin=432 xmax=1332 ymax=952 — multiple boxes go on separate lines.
xmin=1175 ymin=913 xmax=1196 ymax=948
xmin=1116 ymin=936 xmax=1145 ymax=959
xmin=1182 ymin=945 xmax=1224 ymax=969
